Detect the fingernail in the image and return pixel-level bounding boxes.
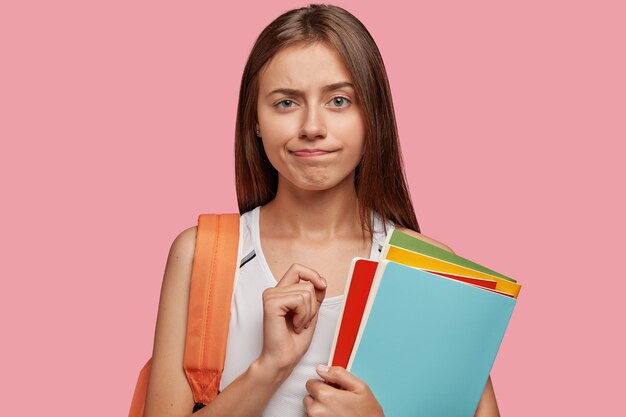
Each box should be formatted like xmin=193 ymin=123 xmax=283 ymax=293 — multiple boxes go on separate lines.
xmin=321 ymin=278 xmax=328 ymax=287
xmin=316 ymin=364 xmax=330 ymax=373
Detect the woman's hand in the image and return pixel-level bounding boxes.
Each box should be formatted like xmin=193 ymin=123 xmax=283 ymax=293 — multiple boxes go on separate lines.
xmin=304 ymin=365 xmax=385 ymax=417
xmin=258 ymin=263 xmax=327 ymax=374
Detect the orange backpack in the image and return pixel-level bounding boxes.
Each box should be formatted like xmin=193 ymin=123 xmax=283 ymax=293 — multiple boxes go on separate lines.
xmin=129 ymin=213 xmax=240 ymax=417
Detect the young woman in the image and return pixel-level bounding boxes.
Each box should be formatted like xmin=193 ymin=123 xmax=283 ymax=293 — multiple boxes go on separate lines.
xmin=143 ymin=4 xmax=500 ymax=417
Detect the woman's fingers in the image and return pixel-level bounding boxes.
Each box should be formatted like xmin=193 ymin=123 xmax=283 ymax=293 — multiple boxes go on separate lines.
xmin=305 ymin=378 xmax=329 ymax=398
xmin=277 ymin=263 xmax=327 ymax=327
xmin=315 ymin=365 xmax=365 ymax=392
xmin=263 ymin=289 xmax=312 ymax=333
xmin=264 ymin=275 xmax=325 ymax=332
xmin=276 ymin=264 xmax=327 ymax=304
xmin=289 ymin=282 xmax=317 ymax=330
xmin=261 ymin=264 xmax=328 ymax=334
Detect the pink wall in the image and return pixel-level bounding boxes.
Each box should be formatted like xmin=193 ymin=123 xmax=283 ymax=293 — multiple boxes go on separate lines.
xmin=1 ymin=1 xmax=624 ymax=415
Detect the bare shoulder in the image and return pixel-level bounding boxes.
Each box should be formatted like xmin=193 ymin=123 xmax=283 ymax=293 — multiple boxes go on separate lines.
xmin=166 ymin=225 xmax=198 ymax=271
xmin=395 ymin=227 xmax=455 ymax=254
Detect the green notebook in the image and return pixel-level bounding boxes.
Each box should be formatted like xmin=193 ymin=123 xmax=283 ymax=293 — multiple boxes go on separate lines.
xmin=383 ymin=229 xmax=517 ymax=283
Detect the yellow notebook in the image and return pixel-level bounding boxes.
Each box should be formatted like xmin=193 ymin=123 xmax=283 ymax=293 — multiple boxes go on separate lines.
xmin=384 ymin=245 xmax=521 ymax=298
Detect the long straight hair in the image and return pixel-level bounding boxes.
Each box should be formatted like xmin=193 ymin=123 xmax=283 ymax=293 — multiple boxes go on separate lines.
xmin=235 ymin=4 xmax=420 ymax=233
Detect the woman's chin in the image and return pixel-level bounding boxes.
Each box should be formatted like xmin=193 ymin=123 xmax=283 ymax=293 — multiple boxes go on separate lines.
xmin=284 ymin=173 xmax=355 ymax=193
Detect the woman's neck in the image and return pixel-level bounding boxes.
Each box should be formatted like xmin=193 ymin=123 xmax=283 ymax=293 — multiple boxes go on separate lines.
xmin=260 ymin=176 xmax=364 ymax=241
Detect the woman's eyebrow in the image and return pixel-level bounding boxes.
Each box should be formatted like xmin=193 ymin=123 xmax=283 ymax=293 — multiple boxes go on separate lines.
xmin=266 ymin=81 xmax=354 ymax=97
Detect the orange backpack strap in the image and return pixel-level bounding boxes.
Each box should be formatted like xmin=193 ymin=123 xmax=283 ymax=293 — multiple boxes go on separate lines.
xmin=128 ymin=357 xmax=152 ymax=417
xmin=184 ymin=213 xmax=240 ymax=410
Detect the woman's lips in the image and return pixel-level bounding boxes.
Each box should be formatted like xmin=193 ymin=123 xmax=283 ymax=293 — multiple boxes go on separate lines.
xmin=292 ymin=149 xmax=335 ymax=157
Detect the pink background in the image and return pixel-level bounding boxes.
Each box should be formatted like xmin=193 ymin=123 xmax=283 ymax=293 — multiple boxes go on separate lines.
xmin=1 ymin=1 xmax=624 ymax=415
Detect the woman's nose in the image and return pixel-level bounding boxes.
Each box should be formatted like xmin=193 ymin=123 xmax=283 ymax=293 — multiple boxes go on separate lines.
xmin=298 ymin=105 xmax=327 ymax=141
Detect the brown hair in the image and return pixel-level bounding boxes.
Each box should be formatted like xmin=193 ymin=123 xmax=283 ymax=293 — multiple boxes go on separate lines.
xmin=235 ymin=3 xmax=420 ymax=233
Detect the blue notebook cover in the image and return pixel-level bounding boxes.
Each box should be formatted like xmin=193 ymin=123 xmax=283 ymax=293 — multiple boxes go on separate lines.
xmin=348 ymin=260 xmax=516 ymax=417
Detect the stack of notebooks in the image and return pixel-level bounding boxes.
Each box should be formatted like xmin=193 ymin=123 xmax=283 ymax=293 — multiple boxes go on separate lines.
xmin=328 ymin=228 xmax=521 ymax=417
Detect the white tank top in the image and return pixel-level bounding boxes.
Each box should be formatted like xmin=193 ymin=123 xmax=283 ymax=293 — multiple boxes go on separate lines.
xmin=219 ymin=206 xmax=391 ymax=417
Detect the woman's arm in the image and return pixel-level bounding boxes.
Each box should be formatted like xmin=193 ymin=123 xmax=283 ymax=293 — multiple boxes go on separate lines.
xmin=474 ymin=376 xmax=500 ymax=417
xmin=143 ymin=227 xmax=290 ymax=417
xmin=396 ymin=228 xmax=501 ymax=417
xmin=144 ymin=227 xmax=328 ymax=417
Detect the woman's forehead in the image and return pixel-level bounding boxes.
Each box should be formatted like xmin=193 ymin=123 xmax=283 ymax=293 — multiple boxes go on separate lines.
xmin=258 ymin=43 xmax=353 ymax=92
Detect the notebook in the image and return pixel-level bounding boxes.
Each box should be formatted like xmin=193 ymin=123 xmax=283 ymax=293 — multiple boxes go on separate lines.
xmin=347 ymin=260 xmax=517 ymax=417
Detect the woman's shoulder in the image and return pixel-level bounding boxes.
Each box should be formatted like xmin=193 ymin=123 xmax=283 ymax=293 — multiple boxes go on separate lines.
xmin=168 ymin=213 xmax=250 ymax=265
xmin=394 ymin=227 xmax=455 ymax=255
xmin=170 ymin=210 xmax=248 ymax=254
xmin=163 ymin=226 xmax=198 ymax=281
xmin=144 ymin=225 xmax=199 ymax=415
xmin=171 ymin=225 xmax=198 ymax=254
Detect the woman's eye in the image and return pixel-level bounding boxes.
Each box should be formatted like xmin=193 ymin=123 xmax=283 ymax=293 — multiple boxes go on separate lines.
xmin=330 ymin=97 xmax=351 ymax=108
xmin=276 ymin=99 xmax=295 ymax=109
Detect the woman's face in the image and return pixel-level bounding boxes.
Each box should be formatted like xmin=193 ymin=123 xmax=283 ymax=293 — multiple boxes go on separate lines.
xmin=256 ymin=42 xmax=365 ymax=192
